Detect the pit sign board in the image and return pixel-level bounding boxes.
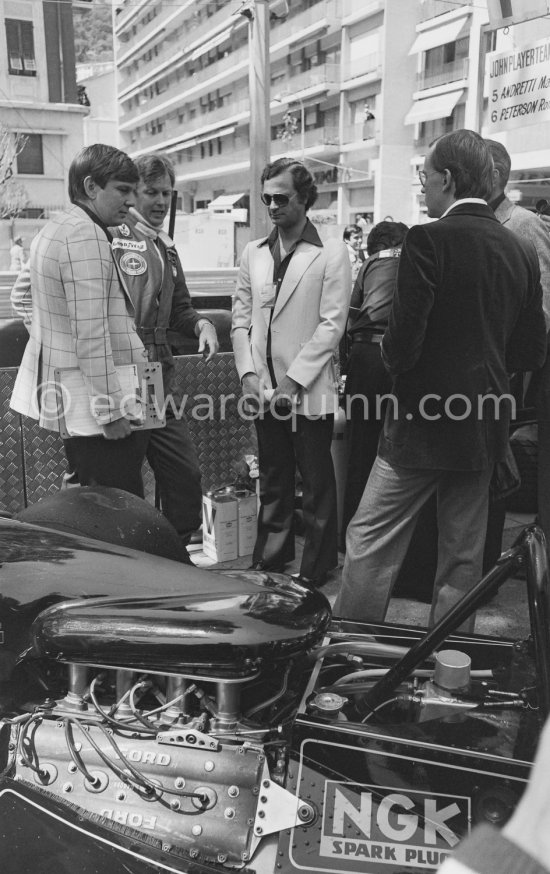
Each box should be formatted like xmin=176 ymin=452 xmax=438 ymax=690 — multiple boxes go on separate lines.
xmin=317 ymin=781 xmax=468 ymax=871
xmin=486 ymin=36 xmax=550 ymax=132
xmin=486 ymin=0 xmax=550 ymax=30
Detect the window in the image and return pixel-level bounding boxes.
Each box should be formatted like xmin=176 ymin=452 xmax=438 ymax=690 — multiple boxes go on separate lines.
xmin=6 ymin=19 xmax=36 ymax=77
xmin=17 ymin=134 xmax=44 ymax=174
xmin=417 ymin=103 xmax=465 ymax=146
xmin=19 ymin=207 xmax=45 ymax=219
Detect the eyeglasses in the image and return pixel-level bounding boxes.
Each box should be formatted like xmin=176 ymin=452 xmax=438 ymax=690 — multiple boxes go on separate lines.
xmin=260 ymin=192 xmax=296 ymax=207
xmin=418 ymin=169 xmax=441 ymax=186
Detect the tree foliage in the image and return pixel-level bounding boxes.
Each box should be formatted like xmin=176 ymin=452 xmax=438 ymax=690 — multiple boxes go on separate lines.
xmin=277 ymin=110 xmax=299 ymax=145
xmin=73 ymin=0 xmax=114 ymax=64
xmin=0 ymin=179 xmax=29 ymax=219
xmin=0 ymin=124 xmax=29 ymax=218
xmin=0 ymin=124 xmax=25 ymax=186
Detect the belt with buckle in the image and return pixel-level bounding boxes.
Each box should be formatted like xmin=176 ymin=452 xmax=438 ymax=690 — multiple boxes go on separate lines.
xmin=351 ymin=331 xmax=384 ymax=345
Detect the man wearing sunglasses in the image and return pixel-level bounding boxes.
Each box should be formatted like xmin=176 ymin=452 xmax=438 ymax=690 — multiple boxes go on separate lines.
xmin=232 ymin=157 xmax=351 ymax=587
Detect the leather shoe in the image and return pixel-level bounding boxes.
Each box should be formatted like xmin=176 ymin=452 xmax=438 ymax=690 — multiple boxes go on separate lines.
xmin=290 ymin=571 xmax=329 ymax=590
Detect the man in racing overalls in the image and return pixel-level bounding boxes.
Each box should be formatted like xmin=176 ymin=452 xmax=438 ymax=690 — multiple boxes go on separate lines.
xmin=111 ymin=153 xmax=219 ymax=560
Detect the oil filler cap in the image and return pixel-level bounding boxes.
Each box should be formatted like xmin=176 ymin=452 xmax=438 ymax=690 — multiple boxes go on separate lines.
xmin=310 ymin=692 xmax=347 ymax=716
xmin=433 ymin=649 xmax=471 ymax=691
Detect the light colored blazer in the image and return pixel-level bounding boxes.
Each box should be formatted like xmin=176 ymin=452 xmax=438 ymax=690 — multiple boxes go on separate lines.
xmin=495 ymin=196 xmax=550 ymax=325
xmin=232 ymin=234 xmax=351 ymax=416
xmin=10 ymin=204 xmax=147 ymax=431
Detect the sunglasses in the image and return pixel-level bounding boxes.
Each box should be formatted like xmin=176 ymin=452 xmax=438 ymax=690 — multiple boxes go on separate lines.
xmin=260 ymin=192 xmax=297 ymax=207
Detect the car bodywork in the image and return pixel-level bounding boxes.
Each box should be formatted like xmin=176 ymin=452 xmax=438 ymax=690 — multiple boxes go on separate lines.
xmin=0 ymin=517 xmax=548 ymax=874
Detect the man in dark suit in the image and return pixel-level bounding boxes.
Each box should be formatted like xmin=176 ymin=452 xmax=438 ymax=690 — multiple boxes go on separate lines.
xmin=335 ymin=129 xmax=547 ymax=632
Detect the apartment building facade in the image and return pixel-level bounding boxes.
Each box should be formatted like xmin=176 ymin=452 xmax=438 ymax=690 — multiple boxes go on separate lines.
xmin=114 ymin=0 xmax=422 ymax=231
xmin=0 ymin=0 xmax=88 ymax=230
xmin=114 ymin=0 xmax=550 ymax=237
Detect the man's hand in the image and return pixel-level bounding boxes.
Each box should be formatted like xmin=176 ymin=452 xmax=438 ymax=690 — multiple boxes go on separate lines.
xmin=241 ymin=372 xmax=262 ymax=415
xmin=272 ymin=375 xmax=302 ymax=410
xmin=101 ymin=417 xmax=133 ymax=440
xmin=197 ymin=321 xmax=219 ymax=361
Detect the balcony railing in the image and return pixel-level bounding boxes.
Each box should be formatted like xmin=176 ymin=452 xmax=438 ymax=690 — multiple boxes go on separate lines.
xmin=175 ymin=147 xmax=251 ymax=177
xmin=342 ymin=53 xmax=381 ymax=82
xmin=418 ymin=0 xmax=470 ymax=23
xmin=271 ymin=0 xmax=341 ymax=51
xmin=119 ymin=0 xmax=341 ymax=99
xmin=122 ymin=56 xmax=339 ymax=130
xmin=271 ymin=124 xmax=340 ymax=156
xmin=341 ymin=0 xmax=384 ymax=19
xmin=417 ymin=57 xmax=469 ymax=90
xmin=170 ymin=124 xmax=342 ymax=177
xmin=272 ymin=62 xmax=340 ymax=101
xmin=119 ymin=43 xmax=251 ymax=124
xmin=342 ymin=122 xmax=377 ymax=144
xmin=117 ymin=1 xmax=237 ymax=69
xmin=132 ymin=98 xmax=250 ymax=151
xmin=121 ymin=40 xmax=249 ymax=116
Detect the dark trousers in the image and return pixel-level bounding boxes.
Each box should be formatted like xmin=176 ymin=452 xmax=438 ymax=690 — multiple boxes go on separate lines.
xmin=253 ymin=409 xmax=338 ymax=579
xmin=63 ymin=431 xmax=150 ymax=498
xmin=146 ymin=413 xmax=202 ymax=545
xmin=341 ymin=341 xmax=392 ymax=541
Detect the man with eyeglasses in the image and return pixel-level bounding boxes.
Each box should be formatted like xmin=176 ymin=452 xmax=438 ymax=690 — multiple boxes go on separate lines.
xmin=231 ymin=157 xmax=351 ymax=587
xmin=336 ymin=129 xmax=546 ymax=631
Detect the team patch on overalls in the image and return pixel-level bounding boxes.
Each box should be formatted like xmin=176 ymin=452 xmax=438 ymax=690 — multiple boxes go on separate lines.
xmin=120 ymin=252 xmax=148 ymax=275
xmin=112 ymin=238 xmax=147 ymax=251
xmin=119 ymin=223 xmax=131 ymax=236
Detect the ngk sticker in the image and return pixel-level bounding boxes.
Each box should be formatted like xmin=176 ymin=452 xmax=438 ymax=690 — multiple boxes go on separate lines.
xmin=319 ymin=781 xmax=469 ymax=870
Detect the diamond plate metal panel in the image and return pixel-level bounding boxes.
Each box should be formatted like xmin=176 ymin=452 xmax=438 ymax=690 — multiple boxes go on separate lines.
xmin=0 ymin=368 xmax=25 ymax=514
xmin=22 ymin=418 xmax=69 ymax=506
xmin=0 ymin=353 xmax=254 ymax=514
xmin=172 ymin=353 xmax=256 ymax=491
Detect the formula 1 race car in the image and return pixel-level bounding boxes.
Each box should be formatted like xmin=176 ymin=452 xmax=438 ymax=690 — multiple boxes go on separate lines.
xmin=0 ymin=505 xmax=548 ymax=874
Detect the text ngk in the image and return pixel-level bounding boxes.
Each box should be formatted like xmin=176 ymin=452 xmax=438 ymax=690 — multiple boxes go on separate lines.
xmin=332 ymin=788 xmax=461 ymax=847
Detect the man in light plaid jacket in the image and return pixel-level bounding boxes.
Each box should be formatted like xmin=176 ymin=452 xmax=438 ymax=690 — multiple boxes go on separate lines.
xmin=10 ymin=144 xmax=151 ymax=497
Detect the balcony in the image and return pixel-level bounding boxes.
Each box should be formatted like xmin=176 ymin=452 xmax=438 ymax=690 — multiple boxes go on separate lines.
xmin=272 ymin=63 xmax=340 ymax=101
xmin=119 ymin=43 xmax=251 ymax=127
xmin=119 ymin=0 xmax=338 ymax=100
xmin=416 ymin=57 xmax=469 ymax=90
xmin=342 ymin=53 xmax=381 ymax=82
xmin=341 ymin=0 xmax=384 ymax=20
xmin=271 ymin=124 xmax=340 ymax=156
xmin=117 ymin=2 xmax=239 ymax=70
xmin=271 ymin=0 xmax=341 ymax=54
xmin=174 ymin=146 xmax=251 ymax=179
xmin=171 ymin=123 xmax=341 ymax=180
xmin=342 ymin=122 xmax=377 ymax=145
xmin=135 ymin=98 xmax=250 ymax=151
xmin=418 ymin=0 xmax=470 ymax=23
xmin=121 ymin=35 xmax=249 ymax=109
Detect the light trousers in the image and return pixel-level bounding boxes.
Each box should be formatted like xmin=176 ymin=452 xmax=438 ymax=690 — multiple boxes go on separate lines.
xmin=335 ymin=456 xmax=493 ymax=633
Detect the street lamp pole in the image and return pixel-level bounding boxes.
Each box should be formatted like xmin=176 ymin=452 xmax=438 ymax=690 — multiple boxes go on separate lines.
xmin=298 ymin=98 xmax=305 ymax=158
xmin=247 ymin=0 xmax=271 ymax=239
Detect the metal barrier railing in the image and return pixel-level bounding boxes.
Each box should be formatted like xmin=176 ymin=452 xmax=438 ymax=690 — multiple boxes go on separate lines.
xmin=0 ymin=269 xmax=238 ymax=321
